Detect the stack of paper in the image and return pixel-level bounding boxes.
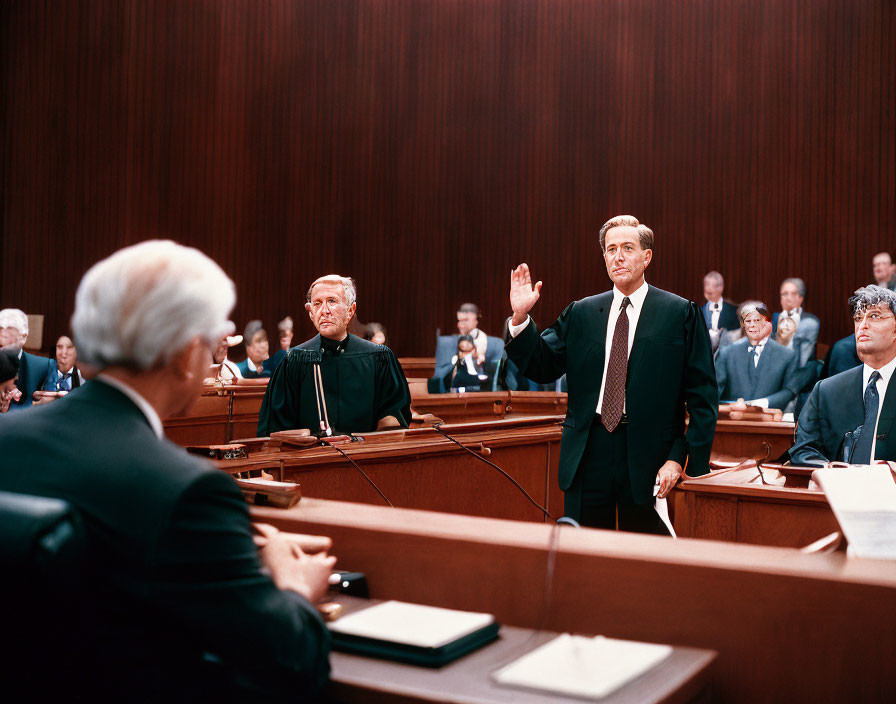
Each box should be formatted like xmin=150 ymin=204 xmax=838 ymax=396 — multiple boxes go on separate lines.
xmin=493 ymin=633 xmax=672 ymax=699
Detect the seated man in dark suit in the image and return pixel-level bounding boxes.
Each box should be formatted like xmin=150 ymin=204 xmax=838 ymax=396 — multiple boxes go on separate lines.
xmin=0 ymin=241 xmax=335 ymax=700
xmin=701 ymin=271 xmax=739 ymax=352
xmin=35 ymin=335 xmax=87 ymax=405
xmin=0 ymin=308 xmax=48 ymax=412
xmin=716 ymin=302 xmax=799 ymax=412
xmin=431 ymin=303 xmax=504 ymax=392
xmin=872 ymin=252 xmax=896 ymax=291
xmin=791 ymin=285 xmax=896 ymax=466
xmin=442 ymin=334 xmax=488 ymax=391
xmin=237 ymin=320 xmax=274 ymax=378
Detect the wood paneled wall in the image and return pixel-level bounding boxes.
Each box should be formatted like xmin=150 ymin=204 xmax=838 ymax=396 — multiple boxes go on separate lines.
xmin=2 ymin=0 xmax=894 ymax=357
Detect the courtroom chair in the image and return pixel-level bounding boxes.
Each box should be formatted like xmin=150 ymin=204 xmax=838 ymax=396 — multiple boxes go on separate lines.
xmin=0 ymin=491 xmax=89 ymax=699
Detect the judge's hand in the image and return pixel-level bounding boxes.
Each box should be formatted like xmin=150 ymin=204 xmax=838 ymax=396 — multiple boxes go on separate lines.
xmin=510 ymin=263 xmax=542 ymax=325
xmin=254 ymin=523 xmax=336 ymax=603
xmin=655 ymin=460 xmax=683 ymax=499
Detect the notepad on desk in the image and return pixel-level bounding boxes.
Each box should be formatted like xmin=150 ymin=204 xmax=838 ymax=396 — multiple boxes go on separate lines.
xmin=493 ymin=633 xmax=673 ymax=700
xmin=328 ymin=600 xmax=499 ymax=667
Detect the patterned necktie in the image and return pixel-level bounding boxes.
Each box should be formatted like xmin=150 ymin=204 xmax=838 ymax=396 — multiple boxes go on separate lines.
xmin=852 ymin=371 xmax=881 ymax=464
xmin=601 ymin=297 xmax=631 ymax=432
xmin=57 ymin=372 xmax=72 ymax=391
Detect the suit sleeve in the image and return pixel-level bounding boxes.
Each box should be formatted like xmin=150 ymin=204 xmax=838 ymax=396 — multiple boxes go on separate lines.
xmin=504 ymin=305 xmax=572 ymax=384
xmin=374 ymin=349 xmax=412 ymax=427
xmin=714 ymin=346 xmax=729 ymax=402
xmin=789 ymin=383 xmax=832 ymax=466
xmin=794 ymin=317 xmax=820 ymax=366
xmin=766 ymin=352 xmax=799 ymax=411
xmin=678 ymin=301 xmax=719 ymax=476
xmin=148 ymin=470 xmax=331 ymax=695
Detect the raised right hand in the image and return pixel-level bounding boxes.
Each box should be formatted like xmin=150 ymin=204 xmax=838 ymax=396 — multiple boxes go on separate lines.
xmin=510 ymin=263 xmax=542 ymax=325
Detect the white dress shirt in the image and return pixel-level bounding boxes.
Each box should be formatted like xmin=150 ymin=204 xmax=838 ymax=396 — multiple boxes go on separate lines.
xmin=708 ymin=300 xmax=722 ymax=330
xmin=746 ymin=335 xmax=771 ymax=408
xmin=862 ymin=356 xmax=896 ymax=461
xmin=509 ymin=280 xmax=650 ymax=414
xmin=96 ymin=374 xmax=164 ymax=439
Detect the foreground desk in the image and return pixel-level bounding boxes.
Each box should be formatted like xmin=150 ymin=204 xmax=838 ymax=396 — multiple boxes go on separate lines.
xmin=709 ymin=418 xmax=794 ymax=461
xmin=672 ymin=465 xmax=839 ymax=547
xmin=217 ymin=417 xmax=564 ymax=521
xmin=329 ymin=596 xmax=716 ymax=703
xmin=255 ymin=499 xmax=896 ymax=704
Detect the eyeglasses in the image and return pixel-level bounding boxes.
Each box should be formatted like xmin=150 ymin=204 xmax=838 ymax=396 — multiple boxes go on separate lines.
xmin=853 ymin=310 xmax=895 ymax=323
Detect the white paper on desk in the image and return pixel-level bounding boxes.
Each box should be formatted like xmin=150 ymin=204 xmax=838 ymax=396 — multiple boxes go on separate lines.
xmin=493 ymin=633 xmax=673 ymax=699
xmin=654 ymin=481 xmax=677 ymax=538
xmin=814 ymin=466 xmax=896 ymax=559
xmin=328 ymin=600 xmax=495 ymax=649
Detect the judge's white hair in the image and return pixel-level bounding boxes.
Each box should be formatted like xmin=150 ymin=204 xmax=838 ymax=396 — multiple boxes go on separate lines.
xmin=0 ymin=308 xmax=29 ymax=335
xmin=306 ymin=275 xmax=357 ymax=307
xmin=72 ymin=240 xmax=236 ymax=371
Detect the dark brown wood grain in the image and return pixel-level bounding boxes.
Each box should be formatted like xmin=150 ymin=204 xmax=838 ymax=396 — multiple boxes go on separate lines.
xmin=2 ymin=1 xmax=894 ymax=357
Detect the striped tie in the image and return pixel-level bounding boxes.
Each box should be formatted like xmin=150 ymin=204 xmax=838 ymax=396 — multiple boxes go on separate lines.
xmin=601 ymin=297 xmax=631 ymax=432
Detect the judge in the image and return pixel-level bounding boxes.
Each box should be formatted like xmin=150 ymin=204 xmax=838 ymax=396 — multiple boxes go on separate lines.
xmin=257 ymin=275 xmax=411 ymax=436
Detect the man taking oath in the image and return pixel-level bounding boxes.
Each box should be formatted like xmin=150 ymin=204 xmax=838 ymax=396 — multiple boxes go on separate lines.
xmin=258 ymin=275 xmax=411 ymax=436
xmin=506 ymin=215 xmax=718 ymax=534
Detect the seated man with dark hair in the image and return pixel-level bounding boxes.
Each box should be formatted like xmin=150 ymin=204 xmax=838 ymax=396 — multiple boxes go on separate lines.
xmin=443 ymin=334 xmax=488 ymax=392
xmin=791 ymin=285 xmax=896 ymax=466
xmin=431 ymin=302 xmax=504 ymax=392
xmin=0 ymin=308 xmax=48 ymax=412
xmin=716 ymin=302 xmax=800 ymax=411
xmin=237 ymin=320 xmax=273 ymax=378
xmin=0 ymin=241 xmax=335 ymax=700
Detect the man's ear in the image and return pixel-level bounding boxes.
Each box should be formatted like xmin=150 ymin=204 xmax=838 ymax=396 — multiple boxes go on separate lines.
xmin=346 ymin=302 xmax=357 ymax=322
xmin=170 ymin=337 xmax=202 ymax=379
xmin=643 ymin=248 xmax=653 ymax=267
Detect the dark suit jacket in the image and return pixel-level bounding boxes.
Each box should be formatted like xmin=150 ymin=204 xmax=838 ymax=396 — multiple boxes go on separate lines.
xmin=505 ymin=286 xmax=718 ymax=504
xmin=0 ymin=380 xmax=330 ymax=699
xmin=236 ymin=357 xmax=272 ymax=379
xmin=40 ymin=359 xmax=85 ymax=391
xmin=702 ymin=300 xmax=739 ymax=332
xmin=716 ymin=338 xmax=799 ymax=410
xmin=790 ymin=365 xmax=896 ymax=466
xmin=6 ymin=350 xmax=49 ymax=412
xmin=821 ymin=334 xmax=861 ymax=379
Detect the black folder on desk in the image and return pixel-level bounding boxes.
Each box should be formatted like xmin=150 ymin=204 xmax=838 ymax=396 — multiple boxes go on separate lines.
xmin=329 ymin=600 xmax=500 ymax=667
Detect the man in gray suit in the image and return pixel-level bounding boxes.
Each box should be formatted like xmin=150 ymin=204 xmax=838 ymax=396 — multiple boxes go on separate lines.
xmin=716 ymin=302 xmax=800 ymax=411
xmin=772 ymin=277 xmax=820 ymax=367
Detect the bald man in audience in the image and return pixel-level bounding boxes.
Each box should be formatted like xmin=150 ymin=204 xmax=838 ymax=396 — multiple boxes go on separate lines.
xmin=791 ymin=285 xmax=896 ymax=466
xmin=872 ymin=252 xmax=896 ymax=291
xmin=0 ymin=241 xmax=334 ymax=699
xmin=701 ymin=271 xmax=739 ymax=352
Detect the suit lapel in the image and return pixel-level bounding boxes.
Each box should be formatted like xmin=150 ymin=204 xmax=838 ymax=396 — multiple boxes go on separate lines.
xmin=581 ymin=294 xmax=611 ymax=381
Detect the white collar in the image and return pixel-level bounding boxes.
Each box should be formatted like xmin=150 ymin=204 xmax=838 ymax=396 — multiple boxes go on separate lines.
xmin=864 ymin=356 xmax=896 ymax=388
xmin=612 ymin=280 xmax=649 ymax=310
xmin=748 ymin=335 xmax=770 ymax=350
xmin=16 ymin=348 xmax=23 ymax=360
xmin=784 ymin=307 xmax=803 ymax=317
xmin=468 ymin=328 xmax=481 ymax=339
xmin=96 ymin=374 xmax=164 ymax=439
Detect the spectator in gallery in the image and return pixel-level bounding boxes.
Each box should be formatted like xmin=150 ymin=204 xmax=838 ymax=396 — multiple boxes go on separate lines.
xmin=364 ymin=322 xmax=387 ymax=346
xmin=278 ymin=316 xmax=294 ymax=351
xmin=0 ymin=307 xmax=47 ymax=413
xmin=41 ymin=335 xmax=86 ymax=392
xmin=701 ymin=271 xmax=739 ymax=352
xmin=872 ymin=252 xmax=896 ymax=291
xmin=444 ymin=334 xmax=488 ymax=392
xmin=238 ymin=320 xmax=272 ymax=378
xmin=771 ymin=277 xmax=820 ymax=367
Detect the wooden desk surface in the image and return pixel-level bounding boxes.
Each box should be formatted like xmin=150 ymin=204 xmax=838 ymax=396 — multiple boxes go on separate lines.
xmin=255 ymin=498 xmax=896 ymax=704
xmin=328 ymin=597 xmax=715 ymax=704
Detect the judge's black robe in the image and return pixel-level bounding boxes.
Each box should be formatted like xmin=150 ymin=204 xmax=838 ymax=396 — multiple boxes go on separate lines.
xmin=257 ymin=334 xmax=412 ymax=436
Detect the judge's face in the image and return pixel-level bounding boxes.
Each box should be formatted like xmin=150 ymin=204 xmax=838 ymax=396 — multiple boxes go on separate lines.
xmin=55 ymin=336 xmax=76 ymax=372
xmin=456 ymin=312 xmax=477 ymax=335
xmin=743 ymin=312 xmax=770 ymax=344
xmin=854 ymin=304 xmax=896 ymax=358
xmin=780 ymin=282 xmax=803 ymax=312
xmin=873 ymin=254 xmax=895 ymax=285
xmin=306 ymin=282 xmax=356 ymax=340
xmin=603 ymin=226 xmax=652 ymax=294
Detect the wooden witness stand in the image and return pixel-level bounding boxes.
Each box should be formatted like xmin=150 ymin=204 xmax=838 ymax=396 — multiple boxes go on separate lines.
xmin=254 ymin=498 xmax=896 ymax=704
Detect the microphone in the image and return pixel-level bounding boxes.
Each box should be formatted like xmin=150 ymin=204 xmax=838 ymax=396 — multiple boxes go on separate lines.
xmin=429 ymin=422 xmax=556 ymax=522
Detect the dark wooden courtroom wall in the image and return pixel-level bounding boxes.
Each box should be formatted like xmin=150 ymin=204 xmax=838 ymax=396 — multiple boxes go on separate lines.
xmin=2 ymin=0 xmax=894 ymax=357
